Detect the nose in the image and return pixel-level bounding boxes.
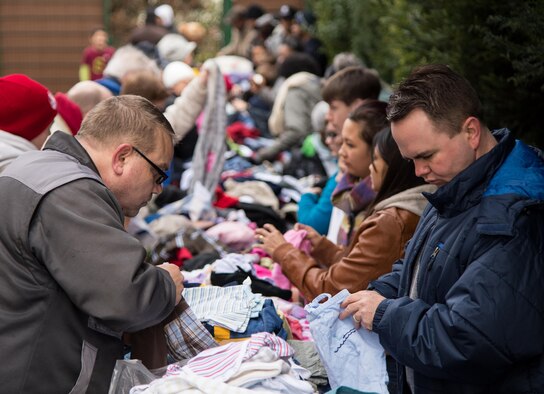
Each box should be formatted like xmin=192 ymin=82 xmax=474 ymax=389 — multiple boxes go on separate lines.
xmin=338 ymin=143 xmax=346 ymax=158
xmin=414 ymin=160 xmax=430 ymax=178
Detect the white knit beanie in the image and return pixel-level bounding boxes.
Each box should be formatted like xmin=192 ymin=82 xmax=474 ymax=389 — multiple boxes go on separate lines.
xmin=154 ymin=4 xmax=174 ymax=28
xmin=162 ymin=61 xmax=195 ymax=88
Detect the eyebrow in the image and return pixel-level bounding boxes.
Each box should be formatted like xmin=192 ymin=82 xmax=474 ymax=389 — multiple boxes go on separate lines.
xmin=404 ymin=150 xmax=435 ymax=160
xmin=158 ymin=162 xmax=169 ymax=172
xmin=152 ymin=158 xmax=170 ymax=172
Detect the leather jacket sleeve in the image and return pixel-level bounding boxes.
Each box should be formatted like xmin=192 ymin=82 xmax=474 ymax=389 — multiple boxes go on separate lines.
xmin=273 ymin=208 xmax=417 ymax=301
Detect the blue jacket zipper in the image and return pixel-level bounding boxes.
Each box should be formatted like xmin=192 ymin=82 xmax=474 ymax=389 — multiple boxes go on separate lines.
xmin=427 ymin=242 xmax=444 ymax=271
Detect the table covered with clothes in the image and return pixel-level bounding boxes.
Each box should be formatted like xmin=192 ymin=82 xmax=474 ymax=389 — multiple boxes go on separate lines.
xmin=115 ymin=112 xmax=390 ymax=393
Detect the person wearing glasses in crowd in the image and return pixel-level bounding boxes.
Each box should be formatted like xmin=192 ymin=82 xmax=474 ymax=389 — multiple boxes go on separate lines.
xmin=0 ymin=95 xmax=183 ymax=393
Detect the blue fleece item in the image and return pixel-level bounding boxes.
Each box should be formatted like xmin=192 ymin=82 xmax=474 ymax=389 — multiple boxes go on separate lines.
xmin=298 ymin=173 xmax=338 ymax=234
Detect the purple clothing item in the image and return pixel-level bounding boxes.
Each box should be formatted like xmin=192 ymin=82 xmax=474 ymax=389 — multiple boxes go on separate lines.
xmin=331 ymin=173 xmax=375 ymax=215
xmin=331 ymin=174 xmax=376 ymax=246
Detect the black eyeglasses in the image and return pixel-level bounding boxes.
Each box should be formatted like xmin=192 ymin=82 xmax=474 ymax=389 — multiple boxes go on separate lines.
xmin=132 ymin=146 xmax=168 ymax=185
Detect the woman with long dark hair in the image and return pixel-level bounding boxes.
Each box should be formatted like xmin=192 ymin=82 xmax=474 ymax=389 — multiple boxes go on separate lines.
xmin=256 ymin=126 xmax=436 ymax=300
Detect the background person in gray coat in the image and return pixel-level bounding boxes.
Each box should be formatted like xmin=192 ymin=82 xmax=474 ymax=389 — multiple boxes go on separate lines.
xmin=253 ymin=52 xmax=322 ymax=163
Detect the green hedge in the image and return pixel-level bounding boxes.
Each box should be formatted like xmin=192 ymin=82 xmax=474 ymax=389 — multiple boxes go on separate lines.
xmin=310 ymin=0 xmax=544 ymax=147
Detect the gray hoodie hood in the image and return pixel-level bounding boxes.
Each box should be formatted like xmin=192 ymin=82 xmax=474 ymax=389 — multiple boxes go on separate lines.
xmin=372 ymin=184 xmax=437 ymax=216
xmin=0 ymin=130 xmax=37 ymax=173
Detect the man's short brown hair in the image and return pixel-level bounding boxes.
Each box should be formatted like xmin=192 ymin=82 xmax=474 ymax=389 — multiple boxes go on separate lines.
xmin=322 ymin=66 xmax=381 ymax=105
xmin=387 ymin=64 xmax=484 ymax=136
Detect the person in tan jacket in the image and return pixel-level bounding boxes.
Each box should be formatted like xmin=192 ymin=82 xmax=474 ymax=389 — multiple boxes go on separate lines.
xmin=256 ymin=126 xmax=436 ymax=301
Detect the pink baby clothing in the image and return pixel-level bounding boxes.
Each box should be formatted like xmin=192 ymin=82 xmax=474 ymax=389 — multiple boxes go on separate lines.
xmin=283 ymin=229 xmax=312 ymax=255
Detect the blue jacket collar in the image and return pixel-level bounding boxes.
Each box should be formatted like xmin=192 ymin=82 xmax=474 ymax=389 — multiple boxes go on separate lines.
xmin=425 ymin=128 xmax=515 ymax=216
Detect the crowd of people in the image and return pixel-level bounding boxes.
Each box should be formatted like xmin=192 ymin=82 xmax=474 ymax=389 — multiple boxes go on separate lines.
xmin=0 ymin=3 xmax=543 ymax=394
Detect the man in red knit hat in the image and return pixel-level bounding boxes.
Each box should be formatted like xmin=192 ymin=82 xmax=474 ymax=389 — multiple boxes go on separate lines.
xmin=0 ymin=74 xmax=57 ymax=172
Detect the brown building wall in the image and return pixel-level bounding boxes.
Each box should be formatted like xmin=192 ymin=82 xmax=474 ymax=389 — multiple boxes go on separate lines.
xmin=234 ymin=0 xmax=305 ymax=13
xmin=0 ymin=0 xmax=104 ymax=93
xmin=0 ymin=0 xmax=306 ymax=93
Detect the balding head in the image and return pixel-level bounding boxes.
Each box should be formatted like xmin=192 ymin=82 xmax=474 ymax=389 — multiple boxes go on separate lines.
xmin=67 ymin=81 xmax=113 ymax=117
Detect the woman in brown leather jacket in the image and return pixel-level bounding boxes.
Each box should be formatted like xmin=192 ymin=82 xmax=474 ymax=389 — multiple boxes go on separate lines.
xmin=256 ymin=126 xmax=436 ymax=301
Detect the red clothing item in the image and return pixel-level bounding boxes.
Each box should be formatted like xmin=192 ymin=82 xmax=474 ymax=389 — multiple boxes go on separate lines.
xmin=213 ymin=186 xmax=239 ymax=208
xmin=226 ymin=121 xmax=260 ymax=143
xmin=81 ymin=46 xmax=115 ymax=80
xmin=170 ymin=247 xmax=193 ymax=267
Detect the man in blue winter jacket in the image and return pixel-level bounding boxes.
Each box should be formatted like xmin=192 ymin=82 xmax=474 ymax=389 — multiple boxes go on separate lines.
xmin=339 ymin=64 xmax=544 ymax=393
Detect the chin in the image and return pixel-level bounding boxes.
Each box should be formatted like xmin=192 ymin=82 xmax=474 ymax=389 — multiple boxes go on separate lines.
xmin=123 ymin=208 xmax=141 ymax=218
xmin=427 ymin=180 xmax=445 ymax=187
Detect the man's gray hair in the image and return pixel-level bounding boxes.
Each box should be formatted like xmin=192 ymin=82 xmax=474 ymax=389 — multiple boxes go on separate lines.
xmin=77 ymin=95 xmax=174 ymax=152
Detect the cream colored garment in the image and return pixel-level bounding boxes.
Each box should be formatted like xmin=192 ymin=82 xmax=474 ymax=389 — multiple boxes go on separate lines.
xmin=370 ymin=184 xmax=437 ymax=216
xmin=148 ymin=214 xmax=193 ymax=237
xmin=268 ymin=72 xmax=317 ymax=137
xmin=0 ymin=130 xmax=37 ymax=173
xmin=164 ymin=76 xmax=207 ymax=144
xmin=223 ymin=178 xmax=280 ymax=211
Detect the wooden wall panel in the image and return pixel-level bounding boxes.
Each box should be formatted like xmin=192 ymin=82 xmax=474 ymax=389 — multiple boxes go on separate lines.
xmin=0 ymin=0 xmax=104 ymax=93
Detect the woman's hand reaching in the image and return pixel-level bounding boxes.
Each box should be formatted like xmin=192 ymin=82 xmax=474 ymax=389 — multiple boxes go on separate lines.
xmin=294 ymin=223 xmax=322 ymax=248
xmin=254 ymin=223 xmax=288 ymax=255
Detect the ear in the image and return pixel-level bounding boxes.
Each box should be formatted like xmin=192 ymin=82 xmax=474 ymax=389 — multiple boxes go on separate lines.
xmin=111 ymin=143 xmax=133 ymax=176
xmin=462 ymin=116 xmax=482 ymax=151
